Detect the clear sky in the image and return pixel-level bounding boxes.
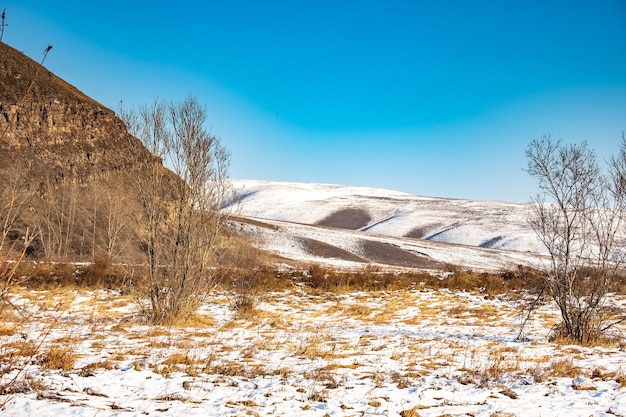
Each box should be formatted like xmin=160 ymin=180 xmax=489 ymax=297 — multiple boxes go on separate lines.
xmin=3 ymin=1 xmax=626 ymax=202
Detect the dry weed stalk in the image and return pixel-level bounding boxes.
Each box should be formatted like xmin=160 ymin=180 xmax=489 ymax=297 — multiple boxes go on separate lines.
xmin=0 ymin=310 xmax=61 ymax=409
xmin=0 ymin=9 xmax=6 ymax=43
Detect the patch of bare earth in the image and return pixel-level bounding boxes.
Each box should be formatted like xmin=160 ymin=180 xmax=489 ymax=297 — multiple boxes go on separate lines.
xmin=316 ymin=208 xmax=372 ymax=230
xmin=360 ymin=240 xmax=446 ymax=269
xmin=298 ymin=237 xmax=366 ymax=263
xmin=404 ymin=223 xmax=445 ymax=239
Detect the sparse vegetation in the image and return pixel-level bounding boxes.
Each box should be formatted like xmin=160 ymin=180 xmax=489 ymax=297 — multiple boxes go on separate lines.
xmin=0 ymin=272 xmax=625 ymax=415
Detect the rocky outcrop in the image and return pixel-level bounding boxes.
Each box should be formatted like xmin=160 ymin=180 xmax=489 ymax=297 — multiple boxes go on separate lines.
xmin=0 ymin=41 xmax=153 ymax=186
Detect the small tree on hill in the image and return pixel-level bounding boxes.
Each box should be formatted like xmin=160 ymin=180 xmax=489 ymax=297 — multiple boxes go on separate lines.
xmin=526 ymin=134 xmax=626 ymax=344
xmin=119 ymin=96 xmax=231 ymax=325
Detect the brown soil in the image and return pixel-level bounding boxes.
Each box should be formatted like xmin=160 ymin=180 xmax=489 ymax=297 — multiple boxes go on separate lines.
xmin=316 ymin=208 xmax=371 ymax=230
xmin=360 ymin=240 xmax=446 ymax=269
xmin=298 ymin=237 xmax=366 ymax=263
xmin=404 ymin=224 xmax=445 ymax=239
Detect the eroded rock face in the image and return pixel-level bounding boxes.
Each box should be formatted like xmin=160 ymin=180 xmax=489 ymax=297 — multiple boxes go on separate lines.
xmin=0 ymin=42 xmax=149 ymax=185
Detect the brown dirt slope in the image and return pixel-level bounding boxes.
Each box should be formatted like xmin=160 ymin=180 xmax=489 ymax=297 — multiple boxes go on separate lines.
xmin=316 ymin=208 xmax=371 ymax=230
xmin=298 ymin=237 xmax=366 ymax=263
xmin=361 ymin=240 xmax=446 ymax=269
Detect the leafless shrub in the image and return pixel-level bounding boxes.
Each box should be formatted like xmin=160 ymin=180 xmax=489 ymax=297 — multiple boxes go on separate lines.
xmin=118 ymin=96 xmax=231 ymax=325
xmin=0 ymin=228 xmax=36 ymax=317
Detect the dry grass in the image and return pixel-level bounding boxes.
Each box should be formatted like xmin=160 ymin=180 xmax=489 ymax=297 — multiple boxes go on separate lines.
xmin=205 ymin=361 xmax=248 ymax=377
xmin=0 ymin=324 xmax=16 ymax=336
xmin=400 ymin=406 xmax=423 ymax=417
xmin=39 ymin=346 xmax=76 ymax=371
xmin=15 ymin=261 xmax=129 ymax=290
xmin=547 ymin=357 xmax=583 ymax=378
xmin=291 ymin=264 xmax=544 ymax=294
xmin=296 ymin=333 xmax=335 ymax=358
xmin=2 ymin=340 xmax=39 ymax=358
xmin=345 ymin=302 xmax=373 ymax=317
xmin=152 ymin=352 xmax=198 ymax=377
xmin=78 ymin=360 xmax=116 ymax=377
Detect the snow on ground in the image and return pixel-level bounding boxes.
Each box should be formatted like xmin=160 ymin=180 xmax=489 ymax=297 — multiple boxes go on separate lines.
xmin=2 ymin=287 xmax=626 ymax=417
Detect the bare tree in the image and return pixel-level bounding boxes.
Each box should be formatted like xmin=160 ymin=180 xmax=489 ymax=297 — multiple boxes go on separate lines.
xmin=0 ymin=171 xmax=37 ymax=317
xmin=0 ymin=174 xmax=33 ymax=252
xmin=85 ymin=174 xmax=132 ymax=262
xmin=119 ymin=96 xmax=231 ymax=325
xmin=100 ymin=181 xmax=132 ymax=260
xmin=526 ymin=135 xmax=625 ymax=344
xmin=39 ymin=179 xmax=81 ymax=260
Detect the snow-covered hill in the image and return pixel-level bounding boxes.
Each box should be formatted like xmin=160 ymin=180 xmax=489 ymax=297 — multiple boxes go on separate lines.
xmin=225 ymin=180 xmax=545 ymax=272
xmin=228 ymin=180 xmax=537 ymax=251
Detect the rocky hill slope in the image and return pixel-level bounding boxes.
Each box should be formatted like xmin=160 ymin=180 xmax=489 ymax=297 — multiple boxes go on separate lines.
xmin=0 ymin=42 xmax=173 ymax=258
xmin=0 ymin=41 xmax=155 ymax=187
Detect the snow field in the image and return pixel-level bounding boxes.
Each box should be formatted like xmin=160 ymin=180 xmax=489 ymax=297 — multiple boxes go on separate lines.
xmin=2 ymin=286 xmax=626 ymax=416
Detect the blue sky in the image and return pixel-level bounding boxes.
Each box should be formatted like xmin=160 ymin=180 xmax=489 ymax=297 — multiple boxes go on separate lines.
xmin=3 ymin=1 xmax=626 ymax=201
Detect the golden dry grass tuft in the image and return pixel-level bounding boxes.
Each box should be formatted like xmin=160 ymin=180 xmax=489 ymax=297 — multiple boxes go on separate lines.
xmin=400 ymin=405 xmax=423 ymax=417
xmin=39 ymin=346 xmax=76 ymax=371
xmin=204 ymin=361 xmax=248 ymax=377
xmin=0 ymin=323 xmax=17 ymax=336
xmin=547 ymin=357 xmax=583 ymax=378
xmin=343 ymin=302 xmax=372 ymax=317
xmin=78 ymin=360 xmax=116 ymax=376
xmin=3 ymin=340 xmax=39 ymax=358
xmin=152 ymin=352 xmax=199 ymax=377
xmin=297 ymin=333 xmax=332 ymax=358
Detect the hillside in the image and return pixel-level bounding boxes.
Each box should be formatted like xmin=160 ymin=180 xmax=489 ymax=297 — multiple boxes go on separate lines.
xmin=229 ymin=180 xmax=537 ymax=250
xmin=227 ymin=180 xmax=544 ymax=272
xmin=0 ymin=42 xmax=178 ymax=259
